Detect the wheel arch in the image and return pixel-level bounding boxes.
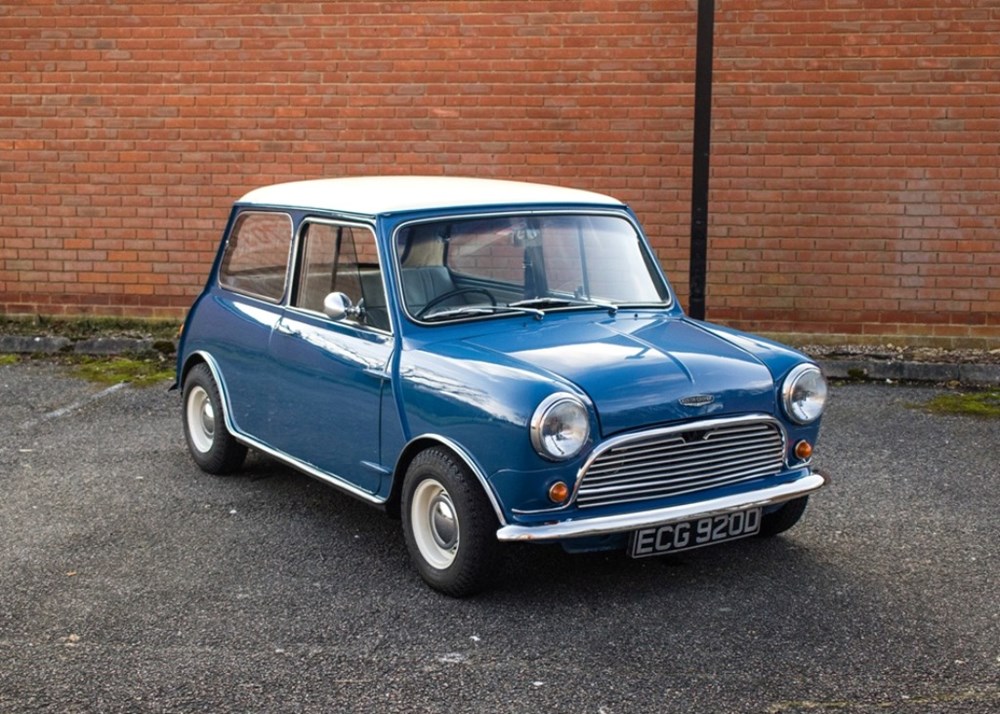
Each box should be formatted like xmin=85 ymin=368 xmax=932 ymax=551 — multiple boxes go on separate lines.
xmin=178 ymin=351 xmax=207 ymax=388
xmin=385 ymin=435 xmax=507 ymax=527
xmin=179 ymin=351 xmax=237 ymax=436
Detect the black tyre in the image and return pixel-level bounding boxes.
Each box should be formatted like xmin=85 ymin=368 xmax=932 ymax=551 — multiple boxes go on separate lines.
xmin=758 ymin=496 xmax=809 ymax=537
xmin=401 ymin=447 xmax=501 ymax=597
xmin=182 ymin=363 xmax=247 ymax=475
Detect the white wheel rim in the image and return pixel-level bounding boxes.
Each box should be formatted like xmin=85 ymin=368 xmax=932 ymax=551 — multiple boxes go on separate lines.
xmin=411 ymin=478 xmax=459 ymax=570
xmin=186 ymin=385 xmax=215 ymax=454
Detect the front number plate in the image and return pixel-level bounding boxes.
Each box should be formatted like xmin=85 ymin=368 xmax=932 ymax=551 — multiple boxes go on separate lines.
xmin=629 ymin=507 xmax=762 ymax=558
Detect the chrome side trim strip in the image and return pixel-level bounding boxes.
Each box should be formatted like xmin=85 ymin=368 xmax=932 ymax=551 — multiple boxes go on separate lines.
xmin=234 ymin=437 xmax=387 ymax=506
xmin=496 ymin=470 xmax=828 ymax=542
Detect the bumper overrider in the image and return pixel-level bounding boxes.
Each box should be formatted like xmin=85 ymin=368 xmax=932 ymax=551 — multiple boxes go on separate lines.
xmin=495 ymin=469 xmax=829 ymax=542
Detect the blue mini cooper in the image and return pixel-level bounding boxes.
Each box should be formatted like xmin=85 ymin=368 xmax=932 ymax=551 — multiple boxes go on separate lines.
xmin=177 ymin=176 xmax=828 ymax=596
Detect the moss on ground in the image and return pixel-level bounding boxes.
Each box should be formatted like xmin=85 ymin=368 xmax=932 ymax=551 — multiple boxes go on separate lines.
xmin=0 ymin=354 xmax=18 ymax=366
xmin=70 ymin=356 xmax=175 ymax=388
xmin=917 ymin=390 xmax=1000 ymax=419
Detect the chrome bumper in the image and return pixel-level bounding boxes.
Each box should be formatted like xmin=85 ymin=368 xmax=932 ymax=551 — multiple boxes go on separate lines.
xmin=495 ymin=470 xmax=829 ymax=543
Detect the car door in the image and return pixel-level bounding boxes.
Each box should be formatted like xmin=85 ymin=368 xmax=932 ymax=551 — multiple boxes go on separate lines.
xmin=265 ymin=218 xmax=394 ymax=494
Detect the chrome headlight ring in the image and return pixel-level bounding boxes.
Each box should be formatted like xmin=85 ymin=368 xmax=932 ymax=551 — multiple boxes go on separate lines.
xmin=530 ymin=392 xmax=590 ymax=461
xmin=782 ymin=364 xmax=828 ymax=425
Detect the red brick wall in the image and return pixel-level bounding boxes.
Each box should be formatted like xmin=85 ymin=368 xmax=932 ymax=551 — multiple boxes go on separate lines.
xmin=2 ymin=1 xmax=998 ymax=344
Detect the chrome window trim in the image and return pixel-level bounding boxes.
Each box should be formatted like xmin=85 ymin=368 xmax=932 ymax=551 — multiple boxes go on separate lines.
xmin=290 ymin=216 xmax=394 ymax=335
xmin=282 ymin=304 xmax=394 ymax=337
xmin=390 ymin=208 xmax=675 ymax=325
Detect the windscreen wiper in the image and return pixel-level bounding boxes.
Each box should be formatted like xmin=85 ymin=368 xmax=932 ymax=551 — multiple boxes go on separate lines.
xmin=422 ymin=304 xmax=545 ymax=322
xmin=509 ymin=297 xmax=618 ymax=315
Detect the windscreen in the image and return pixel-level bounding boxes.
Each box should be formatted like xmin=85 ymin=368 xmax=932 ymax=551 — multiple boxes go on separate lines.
xmin=395 ymin=214 xmax=670 ymax=321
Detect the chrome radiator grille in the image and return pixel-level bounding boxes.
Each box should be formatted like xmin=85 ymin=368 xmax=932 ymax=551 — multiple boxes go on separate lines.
xmin=575 ymin=418 xmax=786 ymax=509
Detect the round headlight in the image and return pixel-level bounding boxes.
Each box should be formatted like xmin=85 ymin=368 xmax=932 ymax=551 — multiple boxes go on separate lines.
xmin=530 ymin=393 xmax=590 ymax=461
xmin=782 ymin=364 xmax=828 ymax=424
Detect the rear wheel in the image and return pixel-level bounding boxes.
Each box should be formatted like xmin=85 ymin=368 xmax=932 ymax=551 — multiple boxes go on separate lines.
xmin=401 ymin=447 xmax=501 ymax=597
xmin=182 ymin=363 xmax=247 ymax=475
xmin=758 ymin=496 xmax=809 ymax=537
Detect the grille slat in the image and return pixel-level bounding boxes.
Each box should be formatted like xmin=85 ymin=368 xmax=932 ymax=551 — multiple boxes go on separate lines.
xmin=590 ymin=428 xmax=780 ymax=465
xmin=576 ymin=473 xmax=767 ymax=507
xmin=599 ymin=425 xmax=774 ymax=455
xmin=579 ymin=459 xmax=783 ymax=496
xmin=576 ymin=469 xmax=774 ymax=507
xmin=582 ymin=452 xmax=785 ymax=489
xmin=575 ymin=418 xmax=786 ymax=509
xmin=584 ymin=441 xmax=782 ymax=482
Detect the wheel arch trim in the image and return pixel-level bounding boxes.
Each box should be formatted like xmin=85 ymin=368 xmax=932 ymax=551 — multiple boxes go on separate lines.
xmin=180 ymin=351 xmax=239 ymax=437
xmin=390 ymin=434 xmax=508 ymax=526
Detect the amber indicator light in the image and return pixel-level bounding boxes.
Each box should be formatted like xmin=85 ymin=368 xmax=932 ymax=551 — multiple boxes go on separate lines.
xmin=548 ymin=481 xmax=570 ymax=503
xmin=794 ymin=440 xmax=813 ymax=460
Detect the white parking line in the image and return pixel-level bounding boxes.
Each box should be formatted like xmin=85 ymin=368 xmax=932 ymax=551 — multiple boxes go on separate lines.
xmin=18 ymin=382 xmax=128 ymax=431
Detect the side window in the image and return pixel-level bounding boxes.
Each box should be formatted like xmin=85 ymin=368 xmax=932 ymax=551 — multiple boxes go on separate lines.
xmin=295 ymin=221 xmax=389 ymax=331
xmin=218 ymin=212 xmax=293 ymax=302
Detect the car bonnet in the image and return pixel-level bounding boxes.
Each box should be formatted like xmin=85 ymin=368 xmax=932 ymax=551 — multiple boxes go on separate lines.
xmin=459 ymin=314 xmax=777 ymax=437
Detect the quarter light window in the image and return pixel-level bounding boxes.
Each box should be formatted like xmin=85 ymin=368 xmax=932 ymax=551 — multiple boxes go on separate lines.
xmin=219 ymin=211 xmax=293 ymax=302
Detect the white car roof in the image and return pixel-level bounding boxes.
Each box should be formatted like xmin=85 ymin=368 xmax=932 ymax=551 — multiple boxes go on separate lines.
xmin=237 ymin=176 xmax=624 ymax=214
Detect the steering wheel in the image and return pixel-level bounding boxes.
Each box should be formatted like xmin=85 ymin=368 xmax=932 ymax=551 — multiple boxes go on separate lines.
xmin=416 ymin=288 xmax=497 ymax=318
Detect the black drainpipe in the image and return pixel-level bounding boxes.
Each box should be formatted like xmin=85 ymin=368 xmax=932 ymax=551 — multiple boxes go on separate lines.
xmin=688 ymin=0 xmax=715 ymax=321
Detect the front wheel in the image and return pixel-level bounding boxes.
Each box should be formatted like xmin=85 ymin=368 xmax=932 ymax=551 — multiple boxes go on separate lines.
xmin=758 ymin=496 xmax=809 ymax=537
xmin=401 ymin=447 xmax=501 ymax=597
xmin=182 ymin=363 xmax=247 ymax=475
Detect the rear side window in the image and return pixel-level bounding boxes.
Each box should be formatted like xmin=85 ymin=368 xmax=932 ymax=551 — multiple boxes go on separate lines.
xmin=219 ymin=211 xmax=293 ymax=302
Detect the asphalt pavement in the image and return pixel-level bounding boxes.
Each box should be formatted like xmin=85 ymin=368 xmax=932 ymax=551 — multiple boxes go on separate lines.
xmin=1 ymin=361 xmax=997 ymax=713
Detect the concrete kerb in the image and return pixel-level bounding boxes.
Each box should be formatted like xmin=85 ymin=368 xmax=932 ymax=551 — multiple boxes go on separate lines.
xmin=2 ymin=334 xmax=999 ymax=387
xmin=0 ymin=335 xmax=73 ymax=353
xmin=813 ymin=359 xmax=1000 ymax=387
xmin=0 ymin=335 xmax=166 ymax=356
